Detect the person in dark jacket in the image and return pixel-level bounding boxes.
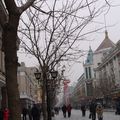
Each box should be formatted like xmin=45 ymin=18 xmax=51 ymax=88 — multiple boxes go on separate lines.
xmin=28 ymin=106 xmax=32 ymax=120
xmin=81 ymin=104 xmax=86 ymax=117
xmin=0 ymin=108 xmax=3 ymax=120
xmin=67 ymin=104 xmax=72 ymax=117
xmin=22 ymin=107 xmax=28 ymax=120
xmin=31 ymin=104 xmax=40 ymax=120
xmin=62 ymin=104 xmax=67 ymax=118
xmin=89 ymin=100 xmax=97 ymax=120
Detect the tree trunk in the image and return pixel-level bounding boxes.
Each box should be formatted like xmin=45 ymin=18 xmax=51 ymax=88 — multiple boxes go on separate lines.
xmin=2 ymin=14 xmax=21 ymax=120
xmin=42 ymin=73 xmax=47 ymax=120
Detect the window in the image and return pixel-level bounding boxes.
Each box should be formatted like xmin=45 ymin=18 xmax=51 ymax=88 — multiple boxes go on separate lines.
xmin=89 ymin=67 xmax=92 ymax=78
xmin=85 ymin=68 xmax=88 ymax=79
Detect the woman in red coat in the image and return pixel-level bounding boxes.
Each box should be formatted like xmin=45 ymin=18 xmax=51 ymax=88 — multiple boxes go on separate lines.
xmin=3 ymin=108 xmax=9 ymax=120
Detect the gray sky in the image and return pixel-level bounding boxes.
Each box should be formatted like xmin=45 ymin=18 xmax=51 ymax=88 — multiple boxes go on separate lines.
xmin=18 ymin=0 xmax=120 ymax=84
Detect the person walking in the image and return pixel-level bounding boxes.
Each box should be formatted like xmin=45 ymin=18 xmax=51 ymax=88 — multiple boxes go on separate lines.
xmin=62 ymin=104 xmax=67 ymax=118
xmin=31 ymin=104 xmax=40 ymax=120
xmin=89 ymin=102 xmax=92 ymax=119
xmin=89 ymin=100 xmax=97 ymax=120
xmin=0 ymin=108 xmax=3 ymax=120
xmin=28 ymin=106 xmax=32 ymax=120
xmin=81 ymin=104 xmax=86 ymax=117
xmin=96 ymin=103 xmax=103 ymax=120
xmin=67 ymin=104 xmax=72 ymax=118
xmin=22 ymin=107 xmax=28 ymax=120
xmin=3 ymin=108 xmax=9 ymax=120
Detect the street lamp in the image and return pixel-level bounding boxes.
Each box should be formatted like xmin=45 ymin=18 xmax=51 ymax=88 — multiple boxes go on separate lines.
xmin=50 ymin=71 xmax=58 ymax=79
xmin=34 ymin=72 xmax=41 ymax=80
xmin=46 ymin=70 xmax=58 ymax=120
xmin=34 ymin=71 xmax=42 ymax=86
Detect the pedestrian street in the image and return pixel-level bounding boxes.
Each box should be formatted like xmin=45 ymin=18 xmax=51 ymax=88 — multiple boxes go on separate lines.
xmin=53 ymin=109 xmax=120 ymax=120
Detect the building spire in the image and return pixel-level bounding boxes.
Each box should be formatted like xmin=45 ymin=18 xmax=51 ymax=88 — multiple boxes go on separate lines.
xmin=105 ymin=30 xmax=108 ymax=39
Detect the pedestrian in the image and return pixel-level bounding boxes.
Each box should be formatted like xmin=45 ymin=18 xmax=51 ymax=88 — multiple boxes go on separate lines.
xmin=81 ymin=104 xmax=86 ymax=117
xmin=37 ymin=105 xmax=41 ymax=120
xmin=89 ymin=102 xmax=92 ymax=119
xmin=96 ymin=103 xmax=103 ymax=120
xmin=67 ymin=104 xmax=72 ymax=117
xmin=22 ymin=107 xmax=28 ymax=120
xmin=0 ymin=108 xmax=3 ymax=120
xmin=89 ymin=100 xmax=97 ymax=120
xmin=115 ymin=100 xmax=120 ymax=115
xmin=62 ymin=104 xmax=67 ymax=118
xmin=31 ymin=104 xmax=40 ymax=120
xmin=28 ymin=106 xmax=32 ymax=120
xmin=3 ymin=108 xmax=9 ymax=120
xmin=54 ymin=107 xmax=59 ymax=115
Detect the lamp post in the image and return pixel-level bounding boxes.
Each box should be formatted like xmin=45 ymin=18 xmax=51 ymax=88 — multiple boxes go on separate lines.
xmin=34 ymin=72 xmax=41 ymax=83
xmin=34 ymin=68 xmax=58 ymax=120
xmin=47 ymin=70 xmax=58 ymax=120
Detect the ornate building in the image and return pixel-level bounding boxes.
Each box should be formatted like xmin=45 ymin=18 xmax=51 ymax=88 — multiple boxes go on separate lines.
xmin=83 ymin=46 xmax=94 ymax=97
xmin=70 ymin=31 xmax=116 ymax=107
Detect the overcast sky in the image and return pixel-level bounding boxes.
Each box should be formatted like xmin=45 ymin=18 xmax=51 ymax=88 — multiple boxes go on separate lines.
xmin=18 ymin=0 xmax=120 ymax=85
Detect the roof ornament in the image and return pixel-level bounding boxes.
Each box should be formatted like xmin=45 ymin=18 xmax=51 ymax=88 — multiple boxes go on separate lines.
xmin=105 ymin=30 xmax=108 ymax=39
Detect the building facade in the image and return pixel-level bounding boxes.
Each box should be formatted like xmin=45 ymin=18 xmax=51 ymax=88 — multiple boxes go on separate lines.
xmin=17 ymin=62 xmax=38 ymax=109
xmin=70 ymin=31 xmax=116 ymax=106
xmin=0 ymin=0 xmax=7 ymax=109
xmin=95 ymin=40 xmax=120 ymax=107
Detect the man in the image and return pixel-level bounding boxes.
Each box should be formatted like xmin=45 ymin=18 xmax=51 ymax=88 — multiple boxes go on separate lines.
xmin=89 ymin=100 xmax=97 ymax=120
xmin=62 ymin=104 xmax=67 ymax=118
xmin=22 ymin=107 xmax=27 ymax=120
xmin=67 ymin=104 xmax=72 ymax=117
xmin=31 ymin=104 xmax=40 ymax=120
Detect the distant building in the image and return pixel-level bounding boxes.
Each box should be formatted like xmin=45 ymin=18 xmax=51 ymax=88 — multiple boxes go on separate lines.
xmin=70 ymin=31 xmax=116 ymax=106
xmin=95 ymin=40 xmax=120 ymax=106
xmin=17 ymin=62 xmax=38 ymax=108
xmin=83 ymin=46 xmax=94 ymax=97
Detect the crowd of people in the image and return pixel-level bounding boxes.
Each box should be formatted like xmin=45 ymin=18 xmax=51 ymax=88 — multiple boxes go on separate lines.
xmin=80 ymin=100 xmax=103 ymax=120
xmin=22 ymin=104 xmax=41 ymax=120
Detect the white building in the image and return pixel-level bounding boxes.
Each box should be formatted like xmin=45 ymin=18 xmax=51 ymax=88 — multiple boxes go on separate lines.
xmin=70 ymin=31 xmax=116 ymax=105
xmin=95 ymin=40 xmax=120 ymax=100
xmin=17 ymin=62 xmax=38 ymax=108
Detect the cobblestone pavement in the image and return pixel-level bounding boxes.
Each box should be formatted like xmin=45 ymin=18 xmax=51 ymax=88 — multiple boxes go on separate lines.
xmin=21 ymin=109 xmax=120 ymax=120
xmin=53 ymin=109 xmax=120 ymax=120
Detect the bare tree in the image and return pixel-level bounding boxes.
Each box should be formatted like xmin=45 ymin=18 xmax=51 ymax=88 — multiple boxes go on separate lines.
xmin=1 ymin=0 xmax=36 ymax=120
xmin=18 ymin=0 xmax=109 ymax=119
xmin=0 ymin=0 xmax=114 ymax=120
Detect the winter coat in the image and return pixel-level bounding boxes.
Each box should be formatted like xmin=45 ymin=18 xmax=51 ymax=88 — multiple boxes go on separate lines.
xmin=3 ymin=109 xmax=9 ymax=120
xmin=62 ymin=105 xmax=67 ymax=113
xmin=81 ymin=105 xmax=86 ymax=111
xmin=89 ymin=102 xmax=96 ymax=113
xmin=96 ymin=104 xmax=103 ymax=115
xmin=67 ymin=104 xmax=72 ymax=112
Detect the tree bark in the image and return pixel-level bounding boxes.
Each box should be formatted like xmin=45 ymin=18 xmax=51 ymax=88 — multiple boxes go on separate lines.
xmin=2 ymin=14 xmax=21 ymax=120
xmin=42 ymin=72 xmax=47 ymax=120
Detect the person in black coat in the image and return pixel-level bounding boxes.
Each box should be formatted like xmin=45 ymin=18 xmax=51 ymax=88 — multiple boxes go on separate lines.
xmin=62 ymin=104 xmax=67 ymax=118
xmin=81 ymin=104 xmax=86 ymax=117
xmin=0 ymin=108 xmax=3 ymax=120
xmin=31 ymin=104 xmax=40 ymax=120
xmin=89 ymin=100 xmax=97 ymax=120
xmin=22 ymin=107 xmax=28 ymax=120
